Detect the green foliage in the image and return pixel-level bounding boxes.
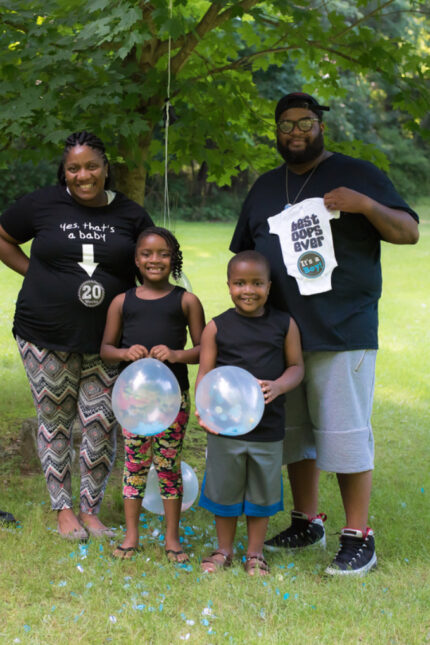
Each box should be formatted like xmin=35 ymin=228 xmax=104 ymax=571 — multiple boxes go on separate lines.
xmin=0 ymin=0 xmax=428 ymax=203
xmin=0 ymin=160 xmax=57 ymax=210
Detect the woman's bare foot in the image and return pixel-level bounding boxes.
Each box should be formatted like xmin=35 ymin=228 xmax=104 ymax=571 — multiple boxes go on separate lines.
xmin=57 ymin=508 xmax=88 ymax=539
xmin=78 ymin=512 xmax=116 ymax=538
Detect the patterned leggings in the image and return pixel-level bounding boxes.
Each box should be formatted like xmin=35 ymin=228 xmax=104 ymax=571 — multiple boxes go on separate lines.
xmin=123 ymin=391 xmax=190 ymax=499
xmin=17 ymin=337 xmax=119 ymax=513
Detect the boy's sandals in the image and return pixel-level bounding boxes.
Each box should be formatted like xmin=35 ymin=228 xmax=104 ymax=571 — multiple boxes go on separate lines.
xmin=244 ymin=554 xmax=270 ymax=576
xmin=165 ymin=549 xmax=190 ymax=563
xmin=112 ymin=545 xmax=143 ymax=560
xmin=201 ymin=550 xmax=233 ymax=573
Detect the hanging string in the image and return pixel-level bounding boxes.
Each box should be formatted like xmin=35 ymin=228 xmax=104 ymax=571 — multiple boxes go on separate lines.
xmin=163 ymin=0 xmax=173 ymax=228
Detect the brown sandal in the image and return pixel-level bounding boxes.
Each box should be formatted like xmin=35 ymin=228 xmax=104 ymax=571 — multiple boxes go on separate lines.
xmin=244 ymin=554 xmax=270 ymax=576
xmin=165 ymin=549 xmax=190 ymax=563
xmin=201 ymin=550 xmax=233 ymax=573
xmin=112 ymin=545 xmax=143 ymax=560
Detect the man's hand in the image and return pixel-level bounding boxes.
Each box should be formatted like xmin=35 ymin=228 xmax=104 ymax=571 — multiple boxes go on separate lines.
xmin=324 ymin=187 xmax=371 ymax=214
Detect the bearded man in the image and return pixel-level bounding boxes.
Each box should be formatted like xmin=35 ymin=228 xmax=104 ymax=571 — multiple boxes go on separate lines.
xmin=230 ymin=92 xmax=419 ymax=576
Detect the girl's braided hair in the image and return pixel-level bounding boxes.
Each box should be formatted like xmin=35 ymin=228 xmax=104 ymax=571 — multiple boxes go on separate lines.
xmin=136 ymin=226 xmax=183 ymax=281
xmin=57 ymin=131 xmax=111 ymax=188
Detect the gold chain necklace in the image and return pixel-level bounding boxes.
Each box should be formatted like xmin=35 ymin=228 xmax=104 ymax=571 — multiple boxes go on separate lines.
xmin=285 ymin=162 xmax=320 ymax=207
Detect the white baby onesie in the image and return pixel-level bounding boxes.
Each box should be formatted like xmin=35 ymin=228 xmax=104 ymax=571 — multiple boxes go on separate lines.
xmin=268 ymin=197 xmax=340 ymax=295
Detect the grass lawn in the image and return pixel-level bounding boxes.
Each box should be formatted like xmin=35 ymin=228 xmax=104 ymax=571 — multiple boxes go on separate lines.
xmin=0 ymin=202 xmax=429 ymax=644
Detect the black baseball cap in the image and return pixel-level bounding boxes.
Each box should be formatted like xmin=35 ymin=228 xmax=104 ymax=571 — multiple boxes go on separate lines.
xmin=275 ymin=92 xmax=330 ymax=122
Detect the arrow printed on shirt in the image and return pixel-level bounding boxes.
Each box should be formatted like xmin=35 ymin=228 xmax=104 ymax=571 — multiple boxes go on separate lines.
xmin=78 ymin=244 xmax=98 ymax=277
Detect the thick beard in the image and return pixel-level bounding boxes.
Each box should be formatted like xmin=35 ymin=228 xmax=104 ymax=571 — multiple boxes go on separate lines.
xmin=277 ymin=131 xmax=324 ymax=165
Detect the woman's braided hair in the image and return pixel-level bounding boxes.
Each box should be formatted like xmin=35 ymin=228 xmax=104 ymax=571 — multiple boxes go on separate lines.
xmin=136 ymin=226 xmax=183 ymax=281
xmin=57 ymin=131 xmax=111 ymax=188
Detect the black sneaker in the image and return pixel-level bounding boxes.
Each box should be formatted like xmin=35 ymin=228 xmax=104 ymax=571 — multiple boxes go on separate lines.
xmin=0 ymin=510 xmax=17 ymax=525
xmin=325 ymin=527 xmax=377 ymax=576
xmin=264 ymin=510 xmax=327 ymax=552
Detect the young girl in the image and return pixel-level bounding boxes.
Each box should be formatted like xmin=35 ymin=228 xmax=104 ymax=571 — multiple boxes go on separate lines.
xmin=101 ymin=226 xmax=205 ymax=561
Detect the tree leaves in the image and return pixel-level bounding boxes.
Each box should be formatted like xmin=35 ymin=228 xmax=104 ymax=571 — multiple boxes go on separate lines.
xmin=0 ymin=0 xmax=428 ymax=203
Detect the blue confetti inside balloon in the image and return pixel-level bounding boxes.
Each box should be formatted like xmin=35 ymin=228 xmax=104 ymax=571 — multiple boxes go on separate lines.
xmin=112 ymin=358 xmax=181 ymax=436
xmin=196 ymin=366 xmax=264 ymax=436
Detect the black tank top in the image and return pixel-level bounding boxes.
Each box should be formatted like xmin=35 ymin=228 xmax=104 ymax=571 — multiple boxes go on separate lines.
xmin=121 ymin=285 xmax=189 ymax=391
xmin=213 ymin=306 xmax=291 ymax=442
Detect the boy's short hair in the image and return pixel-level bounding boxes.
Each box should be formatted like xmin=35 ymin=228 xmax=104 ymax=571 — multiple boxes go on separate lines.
xmin=227 ymin=250 xmax=271 ymax=279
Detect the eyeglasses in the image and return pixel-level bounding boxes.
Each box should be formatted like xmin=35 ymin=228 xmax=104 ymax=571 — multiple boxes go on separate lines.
xmin=277 ymin=117 xmax=320 ymax=134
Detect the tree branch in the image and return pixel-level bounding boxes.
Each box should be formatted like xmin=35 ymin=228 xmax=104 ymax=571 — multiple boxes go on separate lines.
xmin=330 ymin=0 xmax=396 ymax=41
xmin=169 ymin=0 xmax=261 ymax=75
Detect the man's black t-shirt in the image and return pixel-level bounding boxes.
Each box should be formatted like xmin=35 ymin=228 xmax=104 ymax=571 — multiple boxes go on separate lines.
xmin=0 ymin=185 xmax=153 ymax=352
xmin=230 ymin=153 xmax=418 ymax=351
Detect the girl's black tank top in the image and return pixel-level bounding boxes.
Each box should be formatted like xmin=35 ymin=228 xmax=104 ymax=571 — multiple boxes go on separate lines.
xmin=121 ymin=285 xmax=189 ymax=391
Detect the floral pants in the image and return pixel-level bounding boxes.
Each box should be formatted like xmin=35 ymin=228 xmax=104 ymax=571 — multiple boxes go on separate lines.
xmin=122 ymin=391 xmax=190 ymax=499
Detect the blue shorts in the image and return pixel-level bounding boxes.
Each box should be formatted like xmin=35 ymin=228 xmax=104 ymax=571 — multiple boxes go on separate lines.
xmin=199 ymin=434 xmax=284 ymax=517
xmin=283 ymin=350 xmax=376 ymax=473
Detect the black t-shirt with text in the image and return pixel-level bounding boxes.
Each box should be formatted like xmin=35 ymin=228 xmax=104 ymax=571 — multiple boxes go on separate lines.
xmin=0 ymin=185 xmax=153 ymax=352
xmin=230 ymin=153 xmax=419 ymax=351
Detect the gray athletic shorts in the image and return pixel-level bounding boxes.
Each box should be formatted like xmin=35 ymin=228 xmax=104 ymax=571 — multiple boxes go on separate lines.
xmin=283 ymin=350 xmax=376 ymax=473
xmin=198 ymin=435 xmax=284 ymax=517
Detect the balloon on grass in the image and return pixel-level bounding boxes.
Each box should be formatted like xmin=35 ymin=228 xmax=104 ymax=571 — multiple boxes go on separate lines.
xmin=142 ymin=461 xmax=199 ymax=514
xmin=112 ymin=358 xmax=181 ymax=436
xmin=195 ymin=365 xmax=264 ymax=436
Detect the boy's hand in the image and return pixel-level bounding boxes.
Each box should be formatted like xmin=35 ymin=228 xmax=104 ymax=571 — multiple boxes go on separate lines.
xmin=123 ymin=344 xmax=148 ymax=361
xmin=194 ymin=410 xmax=219 ymax=435
xmin=258 ymin=379 xmax=283 ymax=404
xmin=150 ymin=345 xmax=177 ymax=363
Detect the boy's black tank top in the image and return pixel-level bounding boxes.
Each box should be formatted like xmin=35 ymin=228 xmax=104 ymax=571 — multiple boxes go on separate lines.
xmin=213 ymin=306 xmax=291 ymax=442
xmin=121 ymin=285 xmax=189 ymax=391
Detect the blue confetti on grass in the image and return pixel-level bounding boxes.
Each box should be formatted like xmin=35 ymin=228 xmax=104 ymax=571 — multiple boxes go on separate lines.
xmin=23 ymin=625 xmax=31 ymax=633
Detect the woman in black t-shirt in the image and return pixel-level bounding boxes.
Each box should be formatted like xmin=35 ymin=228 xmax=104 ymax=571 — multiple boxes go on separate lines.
xmin=0 ymin=131 xmax=153 ymax=540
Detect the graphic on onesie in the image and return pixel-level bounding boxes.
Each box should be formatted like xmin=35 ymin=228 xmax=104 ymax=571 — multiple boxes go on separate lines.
xmin=268 ymin=197 xmax=340 ymax=295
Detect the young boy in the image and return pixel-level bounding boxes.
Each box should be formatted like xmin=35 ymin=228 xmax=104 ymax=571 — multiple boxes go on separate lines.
xmin=196 ymin=250 xmax=304 ymax=576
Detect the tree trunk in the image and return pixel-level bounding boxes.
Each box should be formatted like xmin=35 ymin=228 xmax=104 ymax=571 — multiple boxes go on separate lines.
xmin=114 ymin=163 xmax=148 ymax=205
xmin=114 ymin=131 xmax=154 ymax=205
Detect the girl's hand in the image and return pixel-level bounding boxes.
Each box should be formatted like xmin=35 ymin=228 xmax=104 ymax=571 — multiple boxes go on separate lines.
xmin=258 ymin=379 xmax=283 ymax=405
xmin=150 ymin=345 xmax=177 ymax=363
xmin=195 ymin=410 xmax=219 ymax=435
xmin=123 ymin=345 xmax=148 ymax=362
